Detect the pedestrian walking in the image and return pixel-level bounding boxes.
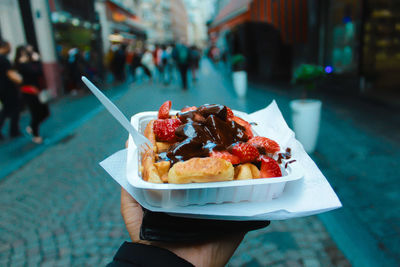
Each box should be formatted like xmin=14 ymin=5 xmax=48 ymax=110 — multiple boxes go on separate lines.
xmin=162 ymin=45 xmax=173 ymax=85
xmin=189 ymin=46 xmax=201 ymax=82
xmin=0 ymin=40 xmax=22 ymax=140
xmin=66 ymin=47 xmax=85 ymax=95
xmin=141 ymin=48 xmax=155 ymax=81
xmin=14 ymin=45 xmax=49 ymax=144
xmin=173 ymin=41 xmax=190 ymax=90
xmin=154 ymin=45 xmax=164 ymax=83
xmin=130 ymin=48 xmax=143 ymax=82
xmin=111 ymin=44 xmax=127 ymax=83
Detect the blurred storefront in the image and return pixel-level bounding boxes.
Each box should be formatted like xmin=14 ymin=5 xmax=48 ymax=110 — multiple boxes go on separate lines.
xmin=50 ymin=0 xmax=101 ymax=55
xmin=47 ymin=0 xmax=103 ymax=93
xmin=210 ymin=0 xmax=400 ymax=105
xmin=320 ymin=0 xmax=360 ymax=75
xmin=361 ymin=0 xmax=400 ymax=103
xmin=319 ymin=0 xmax=400 ymax=105
xmin=209 ymin=0 xmax=309 ymax=81
xmin=96 ymin=0 xmax=146 ymax=53
xmin=1 ymin=0 xmax=147 ymax=96
xmin=1 ymin=0 xmax=100 ymax=96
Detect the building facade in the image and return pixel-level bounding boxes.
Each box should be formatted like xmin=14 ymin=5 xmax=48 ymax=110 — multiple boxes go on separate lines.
xmin=0 ymin=0 xmax=149 ymax=96
xmin=184 ymin=0 xmax=209 ymax=48
xmin=96 ymin=0 xmax=146 ymax=53
xmin=170 ymin=0 xmax=188 ymax=43
xmin=138 ymin=0 xmax=188 ymax=45
xmin=209 ymin=0 xmax=309 ymax=81
xmin=0 ymin=0 xmax=27 ymax=58
xmin=315 ymin=0 xmax=400 ymax=104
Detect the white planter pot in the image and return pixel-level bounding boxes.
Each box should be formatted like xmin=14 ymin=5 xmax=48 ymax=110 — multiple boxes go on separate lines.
xmin=232 ymin=71 xmax=247 ymax=98
xmin=290 ymin=99 xmax=322 ymax=153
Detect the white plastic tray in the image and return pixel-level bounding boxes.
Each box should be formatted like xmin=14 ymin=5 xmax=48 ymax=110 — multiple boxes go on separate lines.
xmin=126 ymin=111 xmax=304 ymax=208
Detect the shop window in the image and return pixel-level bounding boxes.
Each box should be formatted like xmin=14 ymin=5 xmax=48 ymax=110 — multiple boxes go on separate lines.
xmin=324 ymin=0 xmax=360 ymax=74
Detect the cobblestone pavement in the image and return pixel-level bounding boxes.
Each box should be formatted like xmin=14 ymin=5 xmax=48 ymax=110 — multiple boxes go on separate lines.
xmin=246 ymin=81 xmax=400 ymax=265
xmin=0 ymin=82 xmax=128 ymax=180
xmin=2 ymin=59 xmax=388 ymax=267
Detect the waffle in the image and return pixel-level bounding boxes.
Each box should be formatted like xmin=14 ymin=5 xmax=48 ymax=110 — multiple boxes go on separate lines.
xmin=139 ymin=101 xmax=287 ymax=184
xmin=141 ymin=118 xmax=267 ymax=184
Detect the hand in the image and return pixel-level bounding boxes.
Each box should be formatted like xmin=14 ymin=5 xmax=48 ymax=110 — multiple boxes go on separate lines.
xmin=120 ymin=188 xmax=245 ymax=267
xmin=121 ymin=140 xmax=245 ymax=266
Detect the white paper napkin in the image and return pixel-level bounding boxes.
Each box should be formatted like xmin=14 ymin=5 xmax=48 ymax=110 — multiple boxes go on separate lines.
xmin=100 ymin=101 xmax=342 ymax=220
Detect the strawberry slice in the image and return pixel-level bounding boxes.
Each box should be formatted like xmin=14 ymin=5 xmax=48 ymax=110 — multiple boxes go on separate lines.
xmin=210 ymin=151 xmax=240 ymax=165
xmin=260 ymin=156 xmax=282 ymax=178
xmin=181 ymin=106 xmax=197 ymax=112
xmin=231 ymin=142 xmax=260 ymax=163
xmin=226 ymin=107 xmax=234 ymax=120
xmin=153 ymin=118 xmax=181 ymax=142
xmin=158 ymin=100 xmax=172 ymax=119
xmin=248 ymin=136 xmax=280 ymax=154
xmin=232 ymin=116 xmax=254 ymax=139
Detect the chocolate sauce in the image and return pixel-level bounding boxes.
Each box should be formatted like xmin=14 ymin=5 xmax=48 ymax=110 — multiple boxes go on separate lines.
xmin=164 ymin=104 xmax=250 ymax=165
xmin=285 ymin=160 xmax=297 ymax=169
xmin=277 ymin=148 xmax=292 ymax=164
xmin=197 ymin=104 xmax=227 ymax=121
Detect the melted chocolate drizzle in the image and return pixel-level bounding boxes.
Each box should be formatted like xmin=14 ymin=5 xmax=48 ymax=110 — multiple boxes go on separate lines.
xmin=164 ymin=104 xmax=249 ymax=164
xmin=277 ymin=148 xmax=292 ymax=164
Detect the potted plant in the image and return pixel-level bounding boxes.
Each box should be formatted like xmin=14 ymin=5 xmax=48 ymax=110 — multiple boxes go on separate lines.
xmin=290 ymin=64 xmax=325 ymax=153
xmin=231 ymin=54 xmax=247 ymax=98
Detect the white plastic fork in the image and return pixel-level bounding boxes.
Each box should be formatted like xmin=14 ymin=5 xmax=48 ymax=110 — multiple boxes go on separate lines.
xmin=81 ymin=76 xmax=153 ymax=153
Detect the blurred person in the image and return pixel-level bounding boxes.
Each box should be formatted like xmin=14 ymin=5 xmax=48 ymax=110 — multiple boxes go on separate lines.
xmin=66 ymin=47 xmax=85 ymax=95
xmin=189 ymin=46 xmax=201 ymax=82
xmin=173 ymin=41 xmax=190 ymax=90
xmin=125 ymin=43 xmax=134 ymax=67
xmin=130 ymin=48 xmax=143 ymax=82
xmin=209 ymin=45 xmax=220 ymax=63
xmin=162 ymin=45 xmax=173 ymax=85
xmin=26 ymin=44 xmax=40 ymax=62
xmin=87 ymin=50 xmax=101 ymax=83
xmin=14 ymin=45 xmax=50 ymax=144
xmin=141 ymin=48 xmax=155 ymax=81
xmin=105 ymin=45 xmax=115 ymax=76
xmin=0 ymin=40 xmax=22 ymax=140
xmin=111 ymin=44 xmax=127 ymax=82
xmin=154 ymin=45 xmax=164 ymax=82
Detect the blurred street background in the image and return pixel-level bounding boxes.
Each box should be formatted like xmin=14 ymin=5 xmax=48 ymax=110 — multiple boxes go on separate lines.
xmin=0 ymin=0 xmax=399 ymax=266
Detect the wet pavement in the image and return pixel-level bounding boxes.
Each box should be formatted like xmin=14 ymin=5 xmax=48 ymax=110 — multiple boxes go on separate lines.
xmin=0 ymin=59 xmax=399 ymax=266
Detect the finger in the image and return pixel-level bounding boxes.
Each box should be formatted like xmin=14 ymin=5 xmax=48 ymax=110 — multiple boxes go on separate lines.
xmin=125 ymin=139 xmax=129 ymax=148
xmin=121 ymin=187 xmax=141 ymax=208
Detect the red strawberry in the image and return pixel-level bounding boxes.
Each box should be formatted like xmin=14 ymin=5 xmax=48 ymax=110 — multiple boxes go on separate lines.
xmin=231 ymin=143 xmax=260 ymax=163
xmin=181 ymin=106 xmax=197 ymax=112
xmin=226 ymin=107 xmax=234 ymax=120
xmin=232 ymin=116 xmax=254 ymax=139
xmin=260 ymin=156 xmax=282 ymax=178
xmin=153 ymin=118 xmax=181 ymax=142
xmin=248 ymin=136 xmax=280 ymax=154
xmin=210 ymin=151 xmax=240 ymax=165
xmin=158 ymin=100 xmax=172 ymax=119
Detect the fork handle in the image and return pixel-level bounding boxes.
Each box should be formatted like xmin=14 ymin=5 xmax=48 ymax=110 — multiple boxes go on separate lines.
xmin=81 ymin=76 xmax=152 ymax=148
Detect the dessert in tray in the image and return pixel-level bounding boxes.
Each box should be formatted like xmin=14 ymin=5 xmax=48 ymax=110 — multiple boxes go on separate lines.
xmin=141 ymin=101 xmax=294 ymax=184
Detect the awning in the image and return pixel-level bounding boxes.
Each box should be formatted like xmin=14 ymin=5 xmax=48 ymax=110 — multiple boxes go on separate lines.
xmin=209 ymin=0 xmax=252 ymax=32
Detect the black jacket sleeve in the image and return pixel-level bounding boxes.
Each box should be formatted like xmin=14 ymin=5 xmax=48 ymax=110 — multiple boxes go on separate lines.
xmin=107 ymin=242 xmax=194 ymax=267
